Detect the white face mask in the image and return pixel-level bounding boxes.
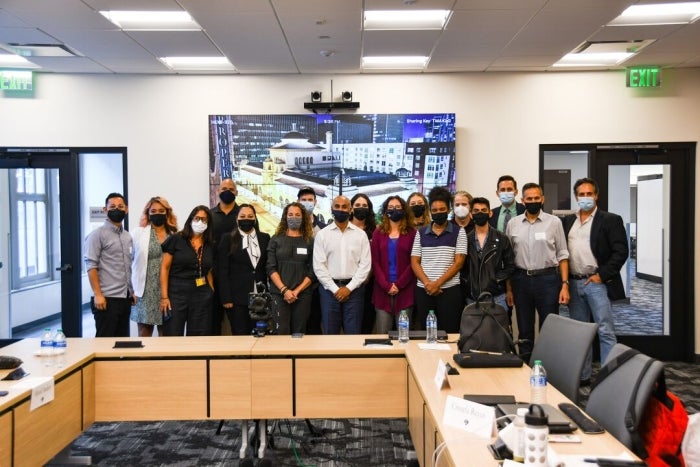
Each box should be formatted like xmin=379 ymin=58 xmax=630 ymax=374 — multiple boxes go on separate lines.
xmin=191 ymin=220 xmax=207 ymax=234
xmin=453 ymin=205 xmax=469 ymax=219
xmin=499 ymin=192 xmax=515 ymax=205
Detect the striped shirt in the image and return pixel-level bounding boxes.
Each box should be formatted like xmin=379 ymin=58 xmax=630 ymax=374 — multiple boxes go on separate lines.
xmin=411 ymin=223 xmax=467 ymax=288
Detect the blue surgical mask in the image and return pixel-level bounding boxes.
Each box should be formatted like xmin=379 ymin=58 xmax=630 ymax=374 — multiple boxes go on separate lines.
xmin=499 ymin=192 xmax=515 ymax=205
xmin=577 ymin=197 xmax=595 ymax=211
xmin=300 ymin=200 xmax=315 ymax=213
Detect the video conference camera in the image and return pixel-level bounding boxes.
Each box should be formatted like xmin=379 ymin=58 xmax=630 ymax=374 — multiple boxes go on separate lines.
xmin=249 ymin=282 xmax=274 ymax=338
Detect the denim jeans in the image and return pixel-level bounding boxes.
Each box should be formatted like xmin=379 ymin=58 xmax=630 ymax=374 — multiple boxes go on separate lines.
xmin=511 ymin=271 xmax=561 ymax=359
xmin=568 ymin=279 xmax=617 ymax=380
xmin=319 ymin=285 xmax=364 ymax=334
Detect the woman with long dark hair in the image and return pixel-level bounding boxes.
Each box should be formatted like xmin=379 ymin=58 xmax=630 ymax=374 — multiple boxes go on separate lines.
xmin=217 ymin=204 xmax=270 ymax=335
xmin=131 ymin=196 xmax=178 ymax=337
xmin=160 ymin=205 xmax=215 ymax=336
xmin=267 ymin=202 xmax=316 ymax=334
xmin=372 ymin=196 xmax=417 ymax=333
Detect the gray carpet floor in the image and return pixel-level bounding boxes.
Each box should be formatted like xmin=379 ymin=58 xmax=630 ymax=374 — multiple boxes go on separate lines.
xmin=54 ymin=360 xmax=698 ymax=467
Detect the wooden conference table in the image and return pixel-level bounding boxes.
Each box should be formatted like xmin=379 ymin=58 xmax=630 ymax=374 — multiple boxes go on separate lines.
xmin=0 ymin=335 xmax=635 ymax=466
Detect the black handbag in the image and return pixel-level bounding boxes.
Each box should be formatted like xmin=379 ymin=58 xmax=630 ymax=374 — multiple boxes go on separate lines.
xmin=457 ymin=292 xmax=515 ymax=354
xmin=452 ymin=351 xmax=523 ymax=368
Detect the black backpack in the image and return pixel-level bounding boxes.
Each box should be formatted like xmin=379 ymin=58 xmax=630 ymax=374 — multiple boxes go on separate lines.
xmin=457 ymin=292 xmax=515 ymax=354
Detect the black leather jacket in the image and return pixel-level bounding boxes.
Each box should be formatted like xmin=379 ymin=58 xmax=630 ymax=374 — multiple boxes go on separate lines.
xmin=465 ymin=226 xmax=515 ymax=300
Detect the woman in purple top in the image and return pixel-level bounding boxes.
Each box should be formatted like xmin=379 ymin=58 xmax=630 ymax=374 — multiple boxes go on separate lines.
xmin=371 ymin=195 xmax=417 ymax=334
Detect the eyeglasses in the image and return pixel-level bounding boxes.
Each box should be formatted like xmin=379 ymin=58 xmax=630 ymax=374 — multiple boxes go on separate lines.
xmin=193 ymin=216 xmax=208 ymax=223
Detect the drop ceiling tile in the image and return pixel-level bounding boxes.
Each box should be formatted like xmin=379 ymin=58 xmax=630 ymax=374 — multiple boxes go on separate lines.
xmin=363 ymin=30 xmax=441 ymax=56
xmin=0 ymin=27 xmax=61 ymax=45
xmin=50 ymin=30 xmax=154 ymax=59
xmin=26 ymin=56 xmax=113 ymax=72
xmin=127 ymin=30 xmax=219 ymax=57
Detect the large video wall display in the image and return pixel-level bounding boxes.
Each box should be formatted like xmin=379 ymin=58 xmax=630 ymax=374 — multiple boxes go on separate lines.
xmin=209 ymin=113 xmax=456 ymax=233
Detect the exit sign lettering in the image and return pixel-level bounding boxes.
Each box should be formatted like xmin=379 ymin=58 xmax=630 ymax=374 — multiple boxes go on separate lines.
xmin=626 ymin=67 xmax=661 ymax=88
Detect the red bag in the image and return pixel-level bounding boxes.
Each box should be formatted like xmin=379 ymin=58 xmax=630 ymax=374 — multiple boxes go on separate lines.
xmin=638 ymin=374 xmax=689 ymax=467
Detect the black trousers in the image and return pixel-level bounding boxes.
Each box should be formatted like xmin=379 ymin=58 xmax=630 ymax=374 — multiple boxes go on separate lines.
xmin=227 ymin=304 xmax=255 ymax=336
xmin=164 ymin=277 xmax=214 ymax=336
xmin=414 ymin=285 xmax=462 ymax=333
xmin=272 ymin=292 xmax=312 ymax=335
xmin=92 ymin=296 xmax=131 ymax=337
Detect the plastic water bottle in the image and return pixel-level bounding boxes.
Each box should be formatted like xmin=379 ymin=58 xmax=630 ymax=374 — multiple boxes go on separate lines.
xmin=54 ymin=329 xmax=67 ymax=368
xmin=524 ymin=404 xmax=549 ymax=466
xmin=513 ymin=407 xmax=528 ymax=463
xmin=40 ymin=328 xmax=54 ymax=366
xmin=426 ymin=310 xmax=438 ymax=344
xmin=530 ymin=360 xmax=547 ymax=404
xmin=398 ymin=310 xmax=410 ymax=344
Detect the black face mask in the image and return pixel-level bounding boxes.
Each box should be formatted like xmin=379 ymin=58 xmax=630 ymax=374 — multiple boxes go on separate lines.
xmin=238 ymin=219 xmax=256 ymax=232
xmin=387 ymin=209 xmax=405 ymax=222
xmin=525 ymin=202 xmax=543 ymax=215
xmin=410 ymin=205 xmax=426 ymax=218
xmin=352 ymin=207 xmax=370 ymax=221
xmin=149 ymin=214 xmax=167 ymax=227
xmin=332 ymin=210 xmax=350 ymax=223
xmin=219 ymin=190 xmax=236 ymax=204
xmin=107 ymin=209 xmax=126 ymax=223
xmin=431 ymin=212 xmax=448 ymax=226
xmin=472 ymin=212 xmax=490 ymax=226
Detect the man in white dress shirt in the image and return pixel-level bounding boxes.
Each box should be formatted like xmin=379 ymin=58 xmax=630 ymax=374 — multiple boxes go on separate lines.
xmin=313 ymin=195 xmax=371 ymax=334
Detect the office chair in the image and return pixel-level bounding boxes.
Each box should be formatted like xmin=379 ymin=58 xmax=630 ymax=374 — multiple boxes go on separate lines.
xmin=529 ymin=314 xmax=598 ymax=404
xmin=585 ymin=344 xmax=664 ymax=452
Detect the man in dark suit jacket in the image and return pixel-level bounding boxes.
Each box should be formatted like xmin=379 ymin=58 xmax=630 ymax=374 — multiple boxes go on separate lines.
xmin=562 ymin=177 xmax=629 ymax=383
xmin=489 ymin=175 xmax=525 ymax=232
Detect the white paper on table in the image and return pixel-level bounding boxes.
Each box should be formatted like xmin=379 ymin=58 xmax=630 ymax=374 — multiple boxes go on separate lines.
xmin=555 ymin=452 xmax=637 ymax=466
xmin=442 ymin=394 xmax=495 ymax=439
xmin=418 ymin=343 xmax=451 ymax=350
xmin=14 ymin=376 xmax=54 ymax=411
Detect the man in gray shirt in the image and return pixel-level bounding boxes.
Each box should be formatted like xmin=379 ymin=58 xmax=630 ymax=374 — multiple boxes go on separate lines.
xmin=84 ymin=192 xmax=134 ymax=337
xmin=506 ymin=183 xmax=569 ymax=360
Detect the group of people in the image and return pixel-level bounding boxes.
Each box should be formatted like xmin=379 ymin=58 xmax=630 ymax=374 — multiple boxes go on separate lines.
xmin=84 ymin=174 xmax=628 ymax=381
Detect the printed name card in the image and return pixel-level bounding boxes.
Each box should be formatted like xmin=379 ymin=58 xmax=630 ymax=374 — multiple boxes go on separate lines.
xmin=442 ymin=395 xmax=496 ymax=438
xmin=434 ymin=358 xmax=451 ymax=390
xmin=16 ymin=376 xmax=55 ymax=411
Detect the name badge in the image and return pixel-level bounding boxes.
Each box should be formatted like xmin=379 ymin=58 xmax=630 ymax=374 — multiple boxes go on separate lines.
xmin=296 ymin=247 xmax=307 ymax=255
xmin=195 ymin=277 xmax=206 ymax=287
xmin=534 ymin=232 xmax=546 ymax=241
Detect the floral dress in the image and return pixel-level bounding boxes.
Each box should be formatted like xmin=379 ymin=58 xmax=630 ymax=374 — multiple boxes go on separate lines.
xmin=130 ymin=229 xmax=166 ymax=325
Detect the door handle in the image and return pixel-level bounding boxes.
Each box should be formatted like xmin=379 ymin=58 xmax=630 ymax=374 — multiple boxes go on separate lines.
xmin=56 ymin=264 xmax=73 ymax=272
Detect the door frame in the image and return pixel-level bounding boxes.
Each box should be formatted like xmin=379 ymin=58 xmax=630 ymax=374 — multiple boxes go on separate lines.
xmin=0 ymin=147 xmax=128 ymax=337
xmin=540 ymin=142 xmax=696 ymax=361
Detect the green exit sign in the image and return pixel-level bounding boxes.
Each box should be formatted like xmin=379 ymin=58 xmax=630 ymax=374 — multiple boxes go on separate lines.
xmin=626 ymin=67 xmax=661 ymax=88
xmin=0 ymin=70 xmax=33 ymax=92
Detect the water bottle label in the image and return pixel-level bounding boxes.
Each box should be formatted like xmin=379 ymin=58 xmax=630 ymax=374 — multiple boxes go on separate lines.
xmin=41 ymin=340 xmax=53 ymax=347
xmin=530 ymin=375 xmax=547 ymax=386
xmin=399 ymin=321 xmax=408 ymax=329
xmin=55 ymin=341 xmax=67 ymax=348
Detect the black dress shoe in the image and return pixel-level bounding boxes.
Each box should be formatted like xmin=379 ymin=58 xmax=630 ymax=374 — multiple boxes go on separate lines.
xmin=579 ymin=378 xmax=591 ymax=387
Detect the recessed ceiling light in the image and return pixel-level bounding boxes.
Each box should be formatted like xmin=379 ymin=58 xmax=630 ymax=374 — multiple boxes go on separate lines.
xmin=159 ymin=56 xmax=236 ymax=71
xmin=364 ymin=10 xmax=451 ymax=30
xmin=608 ymin=2 xmax=700 ymax=26
xmin=100 ymin=11 xmax=201 ymax=30
xmin=362 ymin=56 xmax=429 ymax=70
xmin=6 ymin=44 xmax=78 ymax=57
xmin=553 ymin=52 xmax=634 ymax=67
xmin=0 ymin=54 xmax=40 ymax=69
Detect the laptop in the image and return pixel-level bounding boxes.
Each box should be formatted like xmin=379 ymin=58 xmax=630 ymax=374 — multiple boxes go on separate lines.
xmin=496 ymin=403 xmax=576 ymax=433
xmin=388 ymin=330 xmax=448 ymax=340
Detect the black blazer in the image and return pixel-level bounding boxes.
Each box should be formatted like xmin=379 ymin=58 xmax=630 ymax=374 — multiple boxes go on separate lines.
xmin=217 ymin=230 xmax=270 ymax=306
xmin=489 ymin=203 xmax=526 ymax=230
xmin=562 ymin=209 xmax=629 ymax=300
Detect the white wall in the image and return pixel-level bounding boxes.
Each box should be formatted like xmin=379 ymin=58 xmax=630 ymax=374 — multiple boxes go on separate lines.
xmin=1 ymin=69 xmax=698 ymax=351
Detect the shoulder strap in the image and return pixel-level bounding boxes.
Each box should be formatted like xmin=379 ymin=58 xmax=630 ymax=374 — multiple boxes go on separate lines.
xmin=591 ymin=348 xmax=639 ymax=391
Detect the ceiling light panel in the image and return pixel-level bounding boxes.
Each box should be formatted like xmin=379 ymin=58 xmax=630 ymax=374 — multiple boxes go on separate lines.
xmin=553 ymin=52 xmax=634 ymax=67
xmin=100 ymin=11 xmax=201 ymax=30
xmin=608 ymin=2 xmax=700 ymax=26
xmin=159 ymin=56 xmax=235 ymax=71
xmin=362 ymin=55 xmax=429 ymax=69
xmin=0 ymin=54 xmax=41 ymax=68
xmin=364 ymin=10 xmax=451 ymax=30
